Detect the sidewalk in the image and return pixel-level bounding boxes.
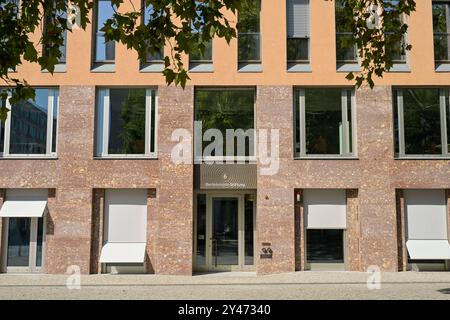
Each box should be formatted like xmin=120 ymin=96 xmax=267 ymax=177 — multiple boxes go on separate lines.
xmin=0 ymin=272 xmax=450 ymax=300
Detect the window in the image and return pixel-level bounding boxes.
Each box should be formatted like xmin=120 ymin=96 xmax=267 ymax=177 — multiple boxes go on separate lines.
xmin=335 ymin=1 xmax=358 ymax=68
xmin=189 ymin=1 xmax=213 ymax=70
xmin=394 ymin=88 xmax=450 ymax=157
xmin=304 ymin=189 xmax=347 ymax=271
xmin=0 ymin=189 xmax=47 ymax=273
xmin=238 ymin=0 xmax=261 ymax=69
xmin=0 ymin=88 xmax=58 ymax=157
xmin=385 ymin=15 xmax=406 ymax=64
xmin=194 ymin=88 xmax=255 ymax=162
xmin=93 ymin=0 xmax=115 ymax=64
xmin=43 ymin=1 xmax=67 ymax=66
xmin=95 ymin=88 xmax=157 ymax=158
xmin=141 ymin=2 xmax=164 ymax=65
xmin=100 ymin=189 xmax=147 ymax=274
xmin=286 ymin=0 xmax=310 ymax=66
xmin=294 ymin=88 xmax=355 ymax=158
xmin=433 ymin=2 xmax=450 ymax=69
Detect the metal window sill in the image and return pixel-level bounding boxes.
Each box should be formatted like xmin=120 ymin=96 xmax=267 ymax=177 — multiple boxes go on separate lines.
xmin=395 ymin=156 xmax=450 ymax=160
xmin=0 ymin=156 xmax=58 ymax=160
xmin=41 ymin=64 xmax=67 ymax=73
xmin=287 ymin=63 xmax=312 ymax=73
xmin=94 ymin=156 xmax=158 ymax=160
xmin=435 ymin=63 xmax=450 ymax=72
xmin=189 ymin=62 xmax=214 ymax=73
xmin=336 ymin=63 xmax=360 ymax=72
xmin=91 ymin=63 xmax=116 ymax=73
xmin=295 ymin=156 xmax=358 ymax=160
xmin=238 ymin=63 xmax=262 ymax=73
xmin=140 ymin=63 xmax=164 ymax=73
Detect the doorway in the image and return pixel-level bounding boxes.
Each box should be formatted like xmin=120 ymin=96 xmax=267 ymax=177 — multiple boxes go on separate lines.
xmin=1 ymin=217 xmax=45 ymax=273
xmin=194 ymin=191 xmax=256 ymax=272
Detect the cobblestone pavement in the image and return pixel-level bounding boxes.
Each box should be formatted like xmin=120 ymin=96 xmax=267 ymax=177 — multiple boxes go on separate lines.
xmin=0 ymin=272 xmax=450 ymax=300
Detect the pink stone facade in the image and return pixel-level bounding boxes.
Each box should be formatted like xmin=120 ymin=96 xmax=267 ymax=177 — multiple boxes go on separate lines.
xmin=0 ymin=84 xmax=450 ymax=275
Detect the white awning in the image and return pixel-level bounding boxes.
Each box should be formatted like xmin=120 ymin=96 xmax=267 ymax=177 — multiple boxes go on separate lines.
xmin=406 ymin=240 xmax=450 ymax=260
xmin=0 ymin=200 xmax=47 ymax=217
xmin=100 ymin=242 xmax=146 ymax=263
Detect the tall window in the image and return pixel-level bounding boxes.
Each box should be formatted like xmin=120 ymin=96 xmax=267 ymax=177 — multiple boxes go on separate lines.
xmin=0 ymin=88 xmax=58 ymax=157
xmin=95 ymin=88 xmax=157 ymax=158
xmin=385 ymin=15 xmax=406 ymax=64
xmin=93 ymin=0 xmax=115 ymax=63
xmin=238 ymin=0 xmax=261 ymax=64
xmin=294 ymin=88 xmax=355 ymax=157
xmin=189 ymin=1 xmax=213 ymax=67
xmin=394 ymin=88 xmax=450 ymax=157
xmin=142 ymin=2 xmax=164 ymax=64
xmin=194 ymin=88 xmax=255 ymax=162
xmin=335 ymin=1 xmax=357 ymax=65
xmin=286 ymin=0 xmax=309 ymax=64
xmin=43 ymin=1 xmax=67 ymax=65
xmin=433 ymin=2 xmax=450 ymax=65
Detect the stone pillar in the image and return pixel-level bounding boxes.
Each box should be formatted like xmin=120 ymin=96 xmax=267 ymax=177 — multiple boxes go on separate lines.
xmin=90 ymin=189 xmax=104 ymax=274
xmin=45 ymin=86 xmax=96 ymax=274
xmin=154 ymin=85 xmax=194 ymax=275
xmin=396 ymin=189 xmax=407 ymax=271
xmin=356 ymin=86 xmax=398 ymax=272
xmin=256 ymin=86 xmax=295 ymax=275
xmin=146 ymin=188 xmax=157 ymax=274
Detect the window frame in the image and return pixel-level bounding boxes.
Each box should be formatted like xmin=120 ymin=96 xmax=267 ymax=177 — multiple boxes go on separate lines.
xmin=433 ymin=1 xmax=450 ymax=65
xmin=294 ymin=88 xmax=357 ymax=159
xmin=395 ymin=88 xmax=450 ymax=159
xmin=193 ymin=87 xmax=257 ymax=164
xmin=1 ymin=215 xmax=47 ymax=273
xmin=92 ymin=0 xmax=116 ymax=65
xmin=1 ymin=88 xmax=58 ymax=159
xmin=95 ymin=87 xmax=158 ymax=159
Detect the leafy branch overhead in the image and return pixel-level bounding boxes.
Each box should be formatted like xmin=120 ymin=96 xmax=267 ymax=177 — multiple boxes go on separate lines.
xmin=0 ymin=0 xmax=416 ymax=121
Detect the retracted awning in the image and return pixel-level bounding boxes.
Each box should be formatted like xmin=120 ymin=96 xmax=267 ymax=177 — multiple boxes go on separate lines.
xmin=99 ymin=242 xmax=146 ymax=263
xmin=406 ymin=240 xmax=450 ymax=260
xmin=0 ymin=200 xmax=47 ymax=217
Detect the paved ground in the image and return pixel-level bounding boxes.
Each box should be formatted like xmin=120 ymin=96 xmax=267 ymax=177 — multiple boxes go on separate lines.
xmin=0 ymin=271 xmax=450 ymax=300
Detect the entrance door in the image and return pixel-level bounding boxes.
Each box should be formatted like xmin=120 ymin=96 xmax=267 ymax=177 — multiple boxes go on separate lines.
xmin=195 ymin=193 xmax=255 ymax=272
xmin=2 ymin=217 xmax=45 ymax=273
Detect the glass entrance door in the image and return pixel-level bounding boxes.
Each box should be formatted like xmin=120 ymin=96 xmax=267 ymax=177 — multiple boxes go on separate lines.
xmin=195 ymin=192 xmax=256 ymax=272
xmin=2 ymin=217 xmax=45 ymax=273
xmin=212 ymin=197 xmax=239 ymax=267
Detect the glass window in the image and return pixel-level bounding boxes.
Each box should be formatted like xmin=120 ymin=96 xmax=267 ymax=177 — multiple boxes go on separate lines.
xmin=238 ymin=0 xmax=261 ymax=62
xmin=94 ymin=0 xmax=115 ymax=62
xmin=1 ymin=88 xmax=58 ymax=156
xmin=286 ymin=0 xmax=310 ymax=62
xmin=43 ymin=1 xmax=67 ymax=64
xmin=189 ymin=1 xmax=213 ymax=64
xmin=335 ymin=1 xmax=357 ymax=63
xmin=295 ymin=88 xmax=355 ymax=157
xmin=433 ymin=2 xmax=450 ymax=62
xmin=307 ymin=229 xmax=344 ymax=263
xmin=96 ymin=88 xmax=157 ymax=157
xmin=142 ymin=2 xmax=164 ymax=63
xmin=190 ymin=40 xmax=213 ymax=63
xmin=395 ymin=88 xmax=449 ymax=156
xmin=194 ymin=88 xmax=255 ymax=160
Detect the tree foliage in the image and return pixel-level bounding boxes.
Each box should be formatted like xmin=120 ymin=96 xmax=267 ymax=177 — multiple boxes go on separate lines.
xmin=0 ymin=0 xmax=416 ymax=121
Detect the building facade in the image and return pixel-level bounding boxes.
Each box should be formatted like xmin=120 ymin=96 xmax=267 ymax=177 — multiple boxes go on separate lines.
xmin=0 ymin=0 xmax=450 ymax=275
